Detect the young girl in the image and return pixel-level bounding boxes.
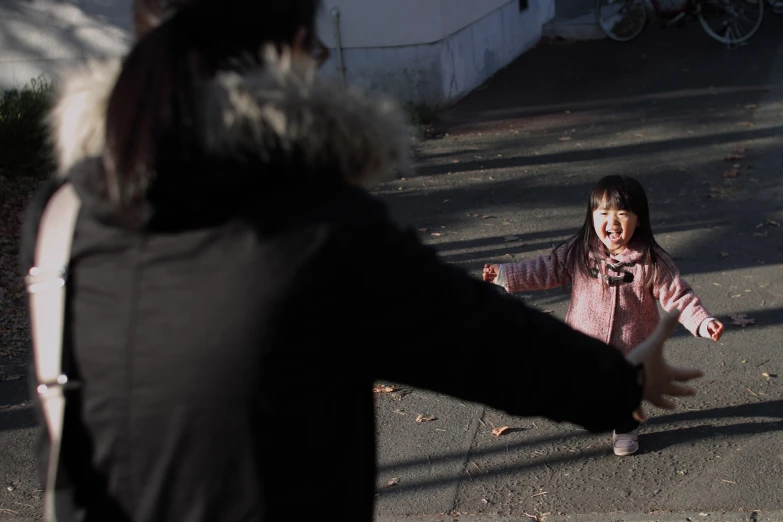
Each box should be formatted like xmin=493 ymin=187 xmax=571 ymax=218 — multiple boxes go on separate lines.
xmin=483 ymin=174 xmax=724 ymax=456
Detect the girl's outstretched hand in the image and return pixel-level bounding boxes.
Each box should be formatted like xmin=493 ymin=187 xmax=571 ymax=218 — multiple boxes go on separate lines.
xmin=483 ymin=264 xmax=499 ymax=283
xmin=626 ymin=310 xmax=704 ymax=423
xmin=706 ymin=319 xmax=724 ymax=341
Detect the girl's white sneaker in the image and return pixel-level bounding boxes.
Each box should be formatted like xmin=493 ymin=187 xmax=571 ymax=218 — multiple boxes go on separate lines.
xmin=612 ymin=429 xmax=639 ymax=456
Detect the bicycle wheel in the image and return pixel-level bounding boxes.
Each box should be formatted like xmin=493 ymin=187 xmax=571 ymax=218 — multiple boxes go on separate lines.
xmin=698 ymin=0 xmax=764 ymax=45
xmin=596 ymin=0 xmax=649 ymax=42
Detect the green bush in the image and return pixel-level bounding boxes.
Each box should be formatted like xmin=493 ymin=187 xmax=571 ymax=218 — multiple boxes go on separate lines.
xmin=0 ymin=77 xmax=55 ymax=178
xmin=404 ymin=102 xmax=438 ymax=132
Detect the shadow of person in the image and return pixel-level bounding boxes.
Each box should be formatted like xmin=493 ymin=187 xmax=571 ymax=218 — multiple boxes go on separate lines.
xmin=638 ymin=399 xmax=783 ymax=453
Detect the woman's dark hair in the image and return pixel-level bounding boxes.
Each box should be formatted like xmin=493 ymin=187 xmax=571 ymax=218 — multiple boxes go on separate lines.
xmin=103 ymin=0 xmax=321 ymax=208
xmin=564 ymin=175 xmax=666 ymax=284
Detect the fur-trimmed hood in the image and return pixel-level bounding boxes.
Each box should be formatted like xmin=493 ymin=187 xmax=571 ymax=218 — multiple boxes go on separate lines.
xmin=49 ymin=48 xmax=412 ymax=191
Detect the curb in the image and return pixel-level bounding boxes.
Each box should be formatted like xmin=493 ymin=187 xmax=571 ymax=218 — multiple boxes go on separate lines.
xmin=542 ymin=12 xmax=606 ymax=40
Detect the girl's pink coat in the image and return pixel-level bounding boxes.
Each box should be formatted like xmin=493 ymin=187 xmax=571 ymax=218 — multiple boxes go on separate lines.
xmin=501 ymin=240 xmax=711 ymax=354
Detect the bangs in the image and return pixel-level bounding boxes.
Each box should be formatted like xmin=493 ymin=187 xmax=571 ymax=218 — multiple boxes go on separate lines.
xmin=590 ymin=187 xmax=633 ymax=212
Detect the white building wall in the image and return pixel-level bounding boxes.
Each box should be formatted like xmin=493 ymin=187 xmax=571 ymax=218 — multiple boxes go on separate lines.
xmin=0 ymin=0 xmax=132 ymax=88
xmin=0 ymin=0 xmax=554 ymax=107
xmin=314 ymin=0 xmax=512 ymax=47
xmin=318 ymin=0 xmax=555 ymax=107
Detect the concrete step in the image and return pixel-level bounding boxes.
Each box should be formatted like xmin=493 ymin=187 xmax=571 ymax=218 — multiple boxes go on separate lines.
xmin=543 ymin=0 xmax=606 ymax=41
xmin=543 ymin=10 xmax=606 ymax=40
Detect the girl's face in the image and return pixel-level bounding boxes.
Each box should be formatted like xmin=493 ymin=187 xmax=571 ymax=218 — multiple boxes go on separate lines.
xmin=592 ymin=203 xmax=638 ymax=254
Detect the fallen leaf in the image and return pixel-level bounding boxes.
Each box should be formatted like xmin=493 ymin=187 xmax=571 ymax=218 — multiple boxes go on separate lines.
xmin=384 ymin=477 xmax=400 ymax=488
xmin=504 ymin=235 xmax=520 ymax=242
xmin=723 ymin=169 xmax=740 ymax=179
xmin=542 ymin=310 xmax=555 ymax=314
xmin=744 ymin=104 xmax=757 ymax=109
xmin=373 ymin=384 xmax=396 ymax=393
xmin=737 ymin=121 xmax=754 ymax=127
xmin=722 ymin=479 xmax=737 ymax=484
xmin=762 ymin=372 xmax=776 ymax=379
xmin=730 ymin=314 xmax=755 ymax=327
xmin=531 ymin=491 xmax=548 ymax=497
xmin=747 ymin=387 xmax=759 ymax=397
xmin=559 ymin=136 xmax=572 ymax=141
xmin=416 ymin=414 xmax=436 ymax=423
xmin=492 ymin=426 xmax=511 ymax=437
xmin=481 ymin=215 xmax=493 ymax=219
xmin=699 ymin=513 xmax=709 ymax=517
xmin=764 ymin=217 xmax=780 ymax=227
xmin=430 ymin=232 xmax=442 ymax=238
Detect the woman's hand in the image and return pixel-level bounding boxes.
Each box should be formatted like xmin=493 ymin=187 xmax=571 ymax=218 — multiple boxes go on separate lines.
xmin=483 ymin=264 xmax=499 ymax=283
xmin=626 ymin=310 xmax=704 ymax=422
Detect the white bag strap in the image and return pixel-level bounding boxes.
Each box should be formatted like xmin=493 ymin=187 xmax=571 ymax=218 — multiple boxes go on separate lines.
xmin=25 ymin=183 xmax=81 ymax=522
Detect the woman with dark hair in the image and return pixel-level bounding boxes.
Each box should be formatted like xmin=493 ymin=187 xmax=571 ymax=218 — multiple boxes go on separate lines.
xmin=23 ymin=1 xmax=701 ymax=520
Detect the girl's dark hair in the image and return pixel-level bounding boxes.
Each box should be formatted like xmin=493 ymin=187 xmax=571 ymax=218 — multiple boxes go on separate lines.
xmin=103 ymin=0 xmax=321 ymax=208
xmin=564 ymin=175 xmax=666 ymax=284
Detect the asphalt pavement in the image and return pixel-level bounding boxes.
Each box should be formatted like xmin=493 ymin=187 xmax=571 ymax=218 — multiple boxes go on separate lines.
xmin=371 ymin=16 xmax=783 ymax=522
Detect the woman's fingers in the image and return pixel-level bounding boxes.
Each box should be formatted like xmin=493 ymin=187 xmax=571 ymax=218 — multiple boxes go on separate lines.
xmin=632 ymin=407 xmax=648 ymax=423
xmin=651 ymin=396 xmax=677 ymax=410
xmin=652 ymin=309 xmax=680 ymax=342
xmin=664 ymin=382 xmax=698 ymax=397
xmin=627 ymin=309 xmax=680 ymax=365
xmin=671 ymin=367 xmax=704 ymax=382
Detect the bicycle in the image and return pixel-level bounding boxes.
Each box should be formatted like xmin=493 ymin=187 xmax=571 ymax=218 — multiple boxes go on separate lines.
xmin=596 ymin=0 xmax=765 ymax=46
xmin=768 ymin=0 xmax=783 ymax=14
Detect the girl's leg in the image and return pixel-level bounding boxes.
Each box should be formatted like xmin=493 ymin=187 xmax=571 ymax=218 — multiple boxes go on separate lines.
xmin=614 ymin=417 xmax=639 ymax=434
